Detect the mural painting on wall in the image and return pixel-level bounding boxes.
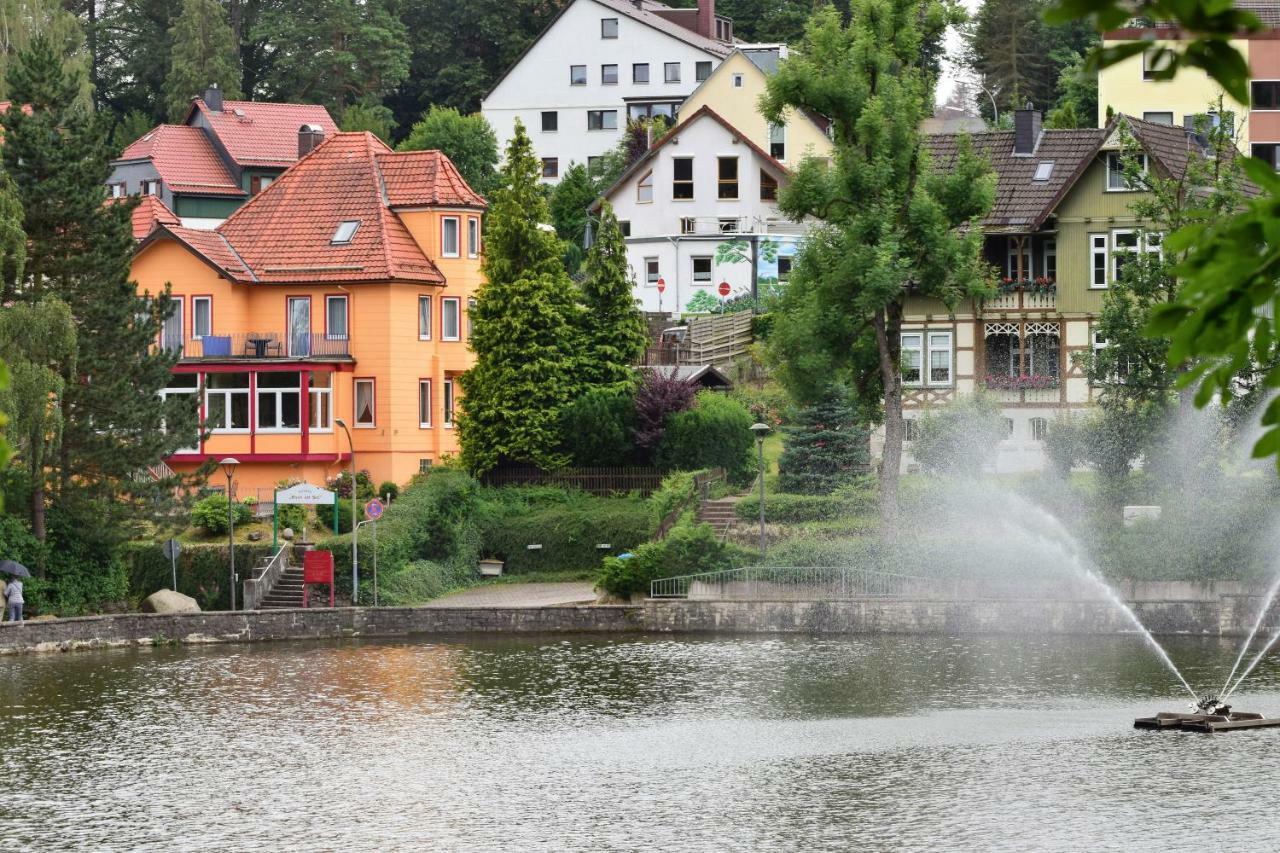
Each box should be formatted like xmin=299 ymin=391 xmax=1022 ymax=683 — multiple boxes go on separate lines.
xmin=684 ymin=237 xmax=802 ymax=314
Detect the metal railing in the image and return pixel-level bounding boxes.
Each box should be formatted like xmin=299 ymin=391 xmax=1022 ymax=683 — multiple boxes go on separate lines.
xmin=650 ymin=565 xmax=938 ymax=601
xmin=179 ymin=332 xmax=351 ymax=360
xmin=243 ymin=544 xmax=289 ymax=611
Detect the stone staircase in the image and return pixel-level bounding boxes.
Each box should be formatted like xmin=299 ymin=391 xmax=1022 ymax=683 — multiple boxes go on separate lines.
xmin=696 ymin=497 xmax=739 ymax=539
xmin=258 ymin=564 xmax=305 ymax=610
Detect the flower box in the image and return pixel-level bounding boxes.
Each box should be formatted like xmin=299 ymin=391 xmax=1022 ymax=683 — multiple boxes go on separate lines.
xmin=984 ymin=373 xmax=1059 ymax=391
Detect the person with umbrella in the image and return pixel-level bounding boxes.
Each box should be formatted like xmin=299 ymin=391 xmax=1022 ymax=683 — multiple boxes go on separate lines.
xmin=0 ymin=560 xmax=30 ymax=623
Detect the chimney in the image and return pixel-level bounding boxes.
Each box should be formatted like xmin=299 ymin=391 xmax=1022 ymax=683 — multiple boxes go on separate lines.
xmin=697 ymin=0 xmax=715 ymax=38
xmin=204 ymin=84 xmax=223 ymax=113
xmin=1013 ymin=102 xmax=1042 ymax=155
xmin=298 ymin=124 xmax=325 ymax=158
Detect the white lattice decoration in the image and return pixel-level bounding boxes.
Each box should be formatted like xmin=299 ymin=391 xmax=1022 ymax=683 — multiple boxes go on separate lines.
xmin=1025 ymin=321 xmax=1061 ymax=337
xmin=984 ymin=322 xmax=1019 ymax=338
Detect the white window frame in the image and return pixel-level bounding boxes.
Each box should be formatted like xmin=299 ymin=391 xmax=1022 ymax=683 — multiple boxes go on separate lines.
xmin=467 ymin=217 xmax=480 ymax=258
xmin=443 ymin=379 xmax=455 ymax=428
xmin=1142 ymin=49 xmax=1172 ymax=81
xmin=1110 ymin=228 xmax=1161 ymax=282
xmin=309 ymin=372 xmax=333 ymax=432
xmin=441 ymin=216 xmax=460 ymax=257
xmin=769 ymin=123 xmax=786 ymax=161
xmin=900 ymin=332 xmax=923 ymax=386
xmin=1042 ymin=239 xmax=1057 ymax=280
xmin=205 ymin=374 xmax=250 ymax=434
xmin=162 ymin=295 xmax=184 ymax=353
xmin=692 ymin=256 xmax=712 ymax=284
xmin=637 ymin=170 xmax=654 ymax=203
xmin=1105 ymin=152 xmax=1148 ymax=192
xmin=927 ymin=331 xmax=953 ymax=387
xmin=159 ymin=374 xmax=200 ymax=452
xmin=601 ymin=63 xmax=618 ymax=85
xmin=1090 ymin=233 xmax=1109 ymax=289
xmin=418 ymin=295 xmax=432 ymax=340
xmin=442 ymin=297 xmax=461 ymax=342
xmin=1142 ymin=111 xmax=1174 ymax=125
xmin=587 ymin=110 xmax=617 ymax=131
xmin=732 ymin=73 xmax=744 ymax=88
xmin=325 ymin=295 xmax=348 ymax=340
xmin=191 ymin=296 xmax=211 ymax=339
xmin=1030 ymin=417 xmax=1048 ymax=441
xmin=418 ymin=379 xmax=432 ymax=428
xmin=354 ymin=378 xmax=376 ymax=428
xmin=644 ymin=257 xmax=659 ymax=287
xmin=143 ymin=179 xmax=160 ymax=196
xmin=256 ymin=372 xmax=302 ymax=434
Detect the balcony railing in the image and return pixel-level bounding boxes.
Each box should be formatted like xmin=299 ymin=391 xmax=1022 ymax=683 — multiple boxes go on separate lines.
xmin=177 ymin=332 xmax=351 ymax=360
xmin=985 ymin=374 xmax=1061 ymax=404
xmin=984 ymin=283 xmax=1056 ymax=311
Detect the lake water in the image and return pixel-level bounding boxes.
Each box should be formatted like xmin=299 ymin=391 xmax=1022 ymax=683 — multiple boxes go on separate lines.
xmin=3 ymin=633 xmax=1279 ymax=852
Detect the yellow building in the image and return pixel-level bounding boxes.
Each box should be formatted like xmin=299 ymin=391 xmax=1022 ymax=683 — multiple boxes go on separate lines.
xmin=131 ymin=131 xmax=485 ymax=496
xmin=679 ymin=46 xmax=832 ymax=165
xmin=1097 ymin=25 xmax=1253 ymax=145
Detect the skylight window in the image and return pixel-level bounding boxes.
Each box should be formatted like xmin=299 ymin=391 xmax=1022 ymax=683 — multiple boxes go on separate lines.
xmin=1033 ymin=162 xmax=1055 ymax=182
xmin=331 ymin=220 xmax=360 ymax=244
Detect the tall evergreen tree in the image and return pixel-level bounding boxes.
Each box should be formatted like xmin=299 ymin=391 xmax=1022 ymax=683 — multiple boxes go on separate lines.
xmin=458 ymin=120 xmax=585 ymax=474
xmin=548 ymin=162 xmax=598 ymax=273
xmin=163 ymin=0 xmax=242 ymax=121
xmin=2 ymin=35 xmax=199 ymax=532
xmin=578 ymin=202 xmax=649 ymax=394
xmin=252 ymin=0 xmax=409 ymax=116
xmin=760 ymin=3 xmax=994 ymax=528
xmin=777 ymin=390 xmax=870 ymax=495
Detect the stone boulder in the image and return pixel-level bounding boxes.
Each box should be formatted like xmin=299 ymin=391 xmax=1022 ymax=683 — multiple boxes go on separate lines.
xmin=141 ymin=589 xmax=201 ymax=614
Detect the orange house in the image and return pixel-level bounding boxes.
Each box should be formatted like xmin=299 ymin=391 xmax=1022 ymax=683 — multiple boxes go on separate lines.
xmin=130 ymin=131 xmax=485 ymax=497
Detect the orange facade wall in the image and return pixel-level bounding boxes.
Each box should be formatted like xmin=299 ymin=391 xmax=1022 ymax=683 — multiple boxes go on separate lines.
xmin=133 ymin=208 xmax=482 ymax=495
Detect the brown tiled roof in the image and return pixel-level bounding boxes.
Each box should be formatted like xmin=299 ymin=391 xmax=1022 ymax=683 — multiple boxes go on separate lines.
xmin=185 ymin=98 xmax=338 ymax=169
xmin=376 ymin=150 xmax=487 ymax=209
xmin=118 ymin=125 xmax=244 ymax=197
xmin=1125 ymin=115 xmax=1261 ymax=197
xmin=125 ymin=195 xmax=181 ymax=240
xmin=925 ymin=127 xmax=1106 ymax=232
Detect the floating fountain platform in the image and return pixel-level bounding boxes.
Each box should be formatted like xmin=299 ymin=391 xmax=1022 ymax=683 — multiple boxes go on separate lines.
xmin=1134 ymin=711 xmax=1280 ymax=732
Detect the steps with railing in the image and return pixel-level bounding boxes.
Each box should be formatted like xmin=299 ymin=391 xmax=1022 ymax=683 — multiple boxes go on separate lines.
xmin=242 ymin=545 xmax=290 ymax=610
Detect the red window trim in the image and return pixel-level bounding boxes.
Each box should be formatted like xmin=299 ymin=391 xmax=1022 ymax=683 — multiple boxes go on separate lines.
xmin=418 ymin=294 xmax=432 ymax=340
xmin=353 ymin=376 xmax=376 ymax=428
xmin=323 ymin=292 xmax=350 ymax=341
xmin=285 ymin=294 xmax=312 ymax=358
xmin=189 ymin=294 xmax=214 ymax=339
xmin=418 ymin=377 xmax=432 ymax=428
xmin=442 ymin=296 xmax=461 ymax=342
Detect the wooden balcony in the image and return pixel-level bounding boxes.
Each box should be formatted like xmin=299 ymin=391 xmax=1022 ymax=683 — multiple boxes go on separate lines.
xmin=984 ymin=287 xmax=1056 ymax=311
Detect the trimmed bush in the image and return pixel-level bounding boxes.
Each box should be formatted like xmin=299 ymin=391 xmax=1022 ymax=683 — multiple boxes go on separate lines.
xmin=377 ymin=481 xmax=400 ymax=502
xmin=597 ymin=520 xmax=732 ymax=597
xmin=558 ymin=389 xmax=637 ymax=466
xmin=735 ymin=483 xmax=877 ymax=523
xmin=657 ymin=391 xmax=755 ymax=484
xmin=191 ymin=494 xmax=253 ymax=535
xmin=475 ymin=491 xmax=652 ymax=574
xmin=378 ymin=559 xmax=474 ymax=605
xmin=121 ymin=542 xmax=276 ymax=611
xmin=276 ymin=502 xmax=307 ymax=535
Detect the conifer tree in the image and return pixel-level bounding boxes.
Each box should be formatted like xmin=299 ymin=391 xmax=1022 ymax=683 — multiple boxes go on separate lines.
xmin=163 ymin=0 xmax=242 ymax=121
xmin=458 ymin=119 xmax=585 ymax=474
xmin=777 ymin=390 xmax=870 ymax=495
xmin=760 ymin=3 xmax=994 ymax=528
xmin=2 ymin=35 xmax=198 ymax=525
xmin=577 ymin=202 xmax=649 ymax=393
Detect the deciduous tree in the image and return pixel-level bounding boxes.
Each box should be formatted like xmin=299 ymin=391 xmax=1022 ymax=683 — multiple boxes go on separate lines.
xmin=760 ymin=2 xmax=994 ymax=528
xmin=397 ymin=106 xmax=500 ymax=199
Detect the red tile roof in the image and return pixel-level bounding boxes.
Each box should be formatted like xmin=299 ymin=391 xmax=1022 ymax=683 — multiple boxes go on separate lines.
xmin=138 ymin=224 xmax=256 ymax=281
xmin=118 ymin=125 xmax=244 ymax=197
xmin=123 ymin=195 xmax=181 ymax=240
xmin=375 ymin=150 xmax=487 ymax=209
xmin=186 ymin=98 xmax=338 ymax=169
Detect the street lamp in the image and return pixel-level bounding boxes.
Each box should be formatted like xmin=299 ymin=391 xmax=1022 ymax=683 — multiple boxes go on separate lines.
xmin=749 ymin=423 xmax=771 ymax=558
xmin=220 ymin=457 xmax=239 ymax=611
xmin=335 ymin=418 xmax=358 ymax=604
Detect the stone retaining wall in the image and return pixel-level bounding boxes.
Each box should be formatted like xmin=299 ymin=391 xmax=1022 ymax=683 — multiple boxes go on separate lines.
xmin=0 ymin=595 xmax=1271 ymax=655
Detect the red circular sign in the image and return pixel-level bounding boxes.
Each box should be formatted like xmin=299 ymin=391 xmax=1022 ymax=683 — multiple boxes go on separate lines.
xmin=656 ymin=277 xmax=666 ymax=293
xmin=718 ymin=281 xmax=731 ymax=297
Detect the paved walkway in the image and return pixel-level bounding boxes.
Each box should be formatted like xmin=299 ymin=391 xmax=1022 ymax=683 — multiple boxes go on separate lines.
xmin=424 ymin=582 xmax=598 ymax=608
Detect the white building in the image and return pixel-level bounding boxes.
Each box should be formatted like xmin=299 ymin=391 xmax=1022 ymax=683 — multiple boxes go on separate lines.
xmin=481 ymin=0 xmax=734 ymax=183
xmin=598 ymin=105 xmax=803 ymax=315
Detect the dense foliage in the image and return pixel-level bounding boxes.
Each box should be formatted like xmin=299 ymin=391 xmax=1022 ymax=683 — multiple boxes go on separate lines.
xmin=557 ymin=390 xmax=638 ymax=467
xmin=396 ymin=106 xmax=500 ymax=197
xmin=777 ymin=391 xmax=869 ymax=494
xmin=190 ymin=493 xmax=253 ymax=534
xmin=657 ymin=391 xmax=755 ymax=485
xmin=596 ymin=519 xmax=731 ymax=598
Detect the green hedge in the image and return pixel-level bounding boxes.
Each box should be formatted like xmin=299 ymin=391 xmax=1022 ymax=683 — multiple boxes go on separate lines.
xmin=475 ymin=492 xmax=652 ymax=574
xmin=121 ymin=542 xmax=276 ymax=611
xmin=735 ymin=485 xmax=877 ymax=524
xmin=597 ymin=519 xmax=734 ymax=597
xmin=657 ymin=391 xmax=756 ymax=485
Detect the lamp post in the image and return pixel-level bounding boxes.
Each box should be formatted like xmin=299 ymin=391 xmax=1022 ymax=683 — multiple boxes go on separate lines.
xmin=749 ymin=423 xmax=770 ymax=558
xmin=220 ymin=457 xmax=239 ymax=611
xmin=335 ymin=418 xmax=358 ymax=604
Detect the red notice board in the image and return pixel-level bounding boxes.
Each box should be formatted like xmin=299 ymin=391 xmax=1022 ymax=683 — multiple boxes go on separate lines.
xmin=303 ymin=550 xmax=335 ymax=607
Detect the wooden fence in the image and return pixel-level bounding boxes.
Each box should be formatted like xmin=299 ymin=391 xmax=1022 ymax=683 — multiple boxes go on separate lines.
xmin=644 ymin=312 xmax=756 ymax=368
xmin=481 ymin=466 xmax=667 ymax=496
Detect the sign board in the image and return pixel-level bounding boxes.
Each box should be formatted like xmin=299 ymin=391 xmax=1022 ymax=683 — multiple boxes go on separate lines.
xmin=276 ymin=483 xmax=336 ymax=505
xmin=718 ymin=281 xmax=731 ymax=297
xmin=364 ymin=498 xmax=385 ymax=520
xmin=656 ymin=277 xmax=666 ymax=293
xmin=303 ymin=551 xmax=335 ymax=585
xmin=162 ymin=539 xmax=181 ymax=560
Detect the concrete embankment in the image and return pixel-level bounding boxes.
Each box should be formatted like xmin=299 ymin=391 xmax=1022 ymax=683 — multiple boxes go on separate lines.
xmin=0 ymin=586 xmax=1272 ymax=654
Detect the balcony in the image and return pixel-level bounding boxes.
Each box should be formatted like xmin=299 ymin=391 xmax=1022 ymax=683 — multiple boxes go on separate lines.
xmin=984 ymin=281 xmax=1056 ymax=311
xmin=169 ymin=332 xmax=351 ymax=361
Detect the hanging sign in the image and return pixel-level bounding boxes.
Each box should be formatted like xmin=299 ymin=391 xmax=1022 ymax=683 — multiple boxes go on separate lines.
xmin=276 ymin=483 xmax=337 ymax=505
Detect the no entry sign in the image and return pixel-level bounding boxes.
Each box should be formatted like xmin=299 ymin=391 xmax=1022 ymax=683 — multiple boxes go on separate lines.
xmin=718 ymin=281 xmax=731 ymax=297
xmin=656 ymin=277 xmax=666 ymax=293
